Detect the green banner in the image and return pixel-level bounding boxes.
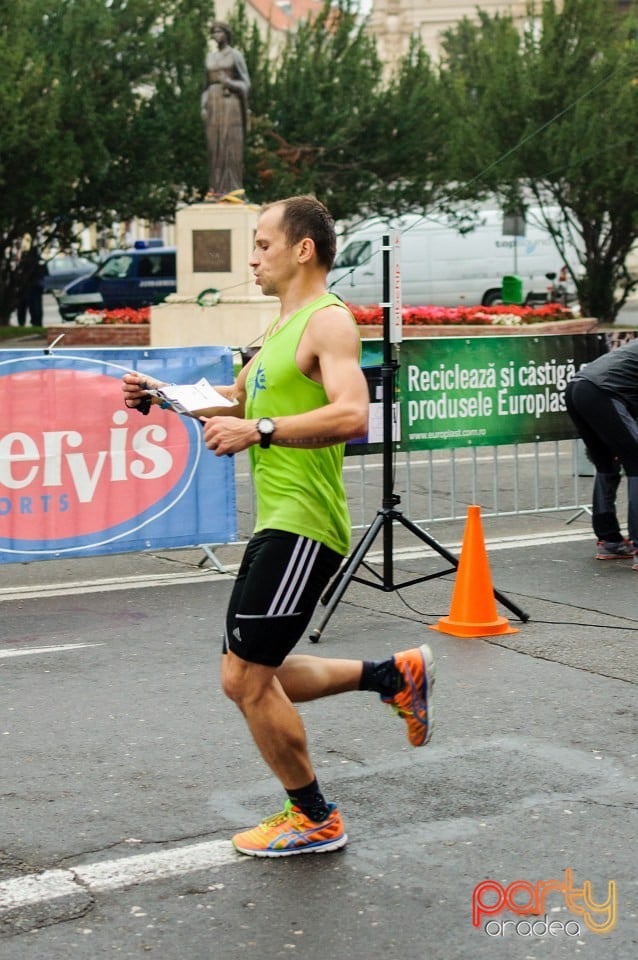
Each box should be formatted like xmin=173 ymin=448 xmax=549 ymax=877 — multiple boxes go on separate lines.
xmin=356 ymin=332 xmax=626 ymax=452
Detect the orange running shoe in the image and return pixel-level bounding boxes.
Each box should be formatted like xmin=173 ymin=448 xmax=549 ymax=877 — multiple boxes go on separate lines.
xmin=382 ymin=643 xmax=435 ymax=747
xmin=232 ymin=800 xmax=347 ymax=857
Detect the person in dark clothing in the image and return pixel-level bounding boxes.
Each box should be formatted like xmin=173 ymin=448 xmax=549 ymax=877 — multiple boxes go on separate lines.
xmin=565 ymin=339 xmax=638 ymax=569
xmin=590 ymin=462 xmax=634 ymax=559
xmin=16 ymin=249 xmax=45 ymax=327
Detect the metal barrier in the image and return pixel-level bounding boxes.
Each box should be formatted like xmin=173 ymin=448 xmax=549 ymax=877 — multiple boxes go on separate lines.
xmin=345 ymin=441 xmax=592 ymax=530
xmin=231 ymin=439 xmax=595 ymax=545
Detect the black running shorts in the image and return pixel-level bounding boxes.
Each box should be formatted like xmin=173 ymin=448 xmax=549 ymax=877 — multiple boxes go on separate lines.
xmin=223 ymin=529 xmax=343 ymax=667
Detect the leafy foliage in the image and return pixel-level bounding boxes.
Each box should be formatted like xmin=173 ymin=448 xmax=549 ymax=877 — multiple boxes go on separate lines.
xmin=2 ymin=0 xmax=638 ymax=324
xmin=242 ymin=2 xmax=389 ymax=220
xmin=0 ymin=0 xmax=209 ymax=319
xmin=440 ymin=0 xmax=638 ymax=321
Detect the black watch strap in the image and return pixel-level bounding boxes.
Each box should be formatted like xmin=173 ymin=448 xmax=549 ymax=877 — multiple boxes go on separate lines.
xmin=257 ymin=417 xmax=275 ymax=449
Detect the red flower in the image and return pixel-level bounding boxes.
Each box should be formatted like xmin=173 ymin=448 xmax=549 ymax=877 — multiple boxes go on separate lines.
xmin=101 ymin=307 xmax=150 ymax=325
xmin=347 ymin=302 xmax=573 ymax=326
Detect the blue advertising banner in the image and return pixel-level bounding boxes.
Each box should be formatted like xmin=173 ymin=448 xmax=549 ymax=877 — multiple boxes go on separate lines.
xmin=0 ymin=347 xmax=237 ymax=563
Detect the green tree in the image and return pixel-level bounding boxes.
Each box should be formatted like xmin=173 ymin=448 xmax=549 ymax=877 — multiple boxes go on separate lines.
xmin=240 ymin=2 xmax=448 ymax=223
xmin=1 ymin=0 xmax=404 ymax=320
xmin=372 ymin=36 xmax=450 ymax=216
xmin=240 ymin=2 xmax=388 ymax=222
xmin=440 ymin=0 xmax=638 ymax=322
xmin=0 ymin=0 xmax=210 ymax=323
xmin=0 ymin=0 xmax=450 ymax=323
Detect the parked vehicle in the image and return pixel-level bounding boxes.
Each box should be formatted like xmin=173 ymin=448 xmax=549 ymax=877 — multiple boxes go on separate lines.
xmin=42 ymin=254 xmax=96 ymax=295
xmin=56 ymin=240 xmax=176 ymax=321
xmin=327 ymin=208 xmax=579 ymax=307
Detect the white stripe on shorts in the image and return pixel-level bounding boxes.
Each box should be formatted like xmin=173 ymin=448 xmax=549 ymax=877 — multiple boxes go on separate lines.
xmin=266 ymin=536 xmax=321 ymax=617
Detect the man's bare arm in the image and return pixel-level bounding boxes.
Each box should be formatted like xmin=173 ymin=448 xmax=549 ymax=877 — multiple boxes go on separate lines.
xmin=121 ymin=349 xmax=258 ymax=418
xmin=201 ymin=307 xmax=369 ymax=456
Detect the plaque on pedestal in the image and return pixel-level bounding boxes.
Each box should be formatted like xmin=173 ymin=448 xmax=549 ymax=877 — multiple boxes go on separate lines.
xmin=175 ymin=203 xmax=257 ymax=298
xmin=193 ymin=229 xmax=232 ymax=273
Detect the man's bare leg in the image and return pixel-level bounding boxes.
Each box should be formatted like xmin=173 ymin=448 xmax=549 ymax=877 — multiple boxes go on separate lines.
xmin=275 ymin=653 xmax=363 ymax=702
xmin=221 ymin=650 xmax=337 ymax=790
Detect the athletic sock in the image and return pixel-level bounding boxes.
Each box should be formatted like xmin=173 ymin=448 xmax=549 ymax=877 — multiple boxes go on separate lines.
xmin=359 ymin=657 xmax=403 ymax=697
xmin=286 ymin=778 xmax=331 ymax=823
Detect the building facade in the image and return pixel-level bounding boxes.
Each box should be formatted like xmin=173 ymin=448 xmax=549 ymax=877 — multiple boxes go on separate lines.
xmin=368 ymin=1 xmax=535 ymax=63
xmin=367 ymin=1 xmax=632 ymax=64
xmin=214 ymin=0 xmax=324 ymax=35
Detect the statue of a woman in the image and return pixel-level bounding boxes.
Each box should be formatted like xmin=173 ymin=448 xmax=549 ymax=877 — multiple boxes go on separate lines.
xmin=201 ymin=22 xmax=250 ymax=201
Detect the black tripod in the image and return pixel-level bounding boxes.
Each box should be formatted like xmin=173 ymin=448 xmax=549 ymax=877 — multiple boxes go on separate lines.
xmin=310 ymin=236 xmax=529 ymax=642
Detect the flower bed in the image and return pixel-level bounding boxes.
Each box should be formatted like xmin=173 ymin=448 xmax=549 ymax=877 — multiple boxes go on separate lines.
xmin=75 ymin=307 xmax=150 ymax=325
xmin=74 ymin=303 xmax=577 ymax=328
xmin=48 ymin=301 xmax=591 ymax=349
xmin=72 ymin=303 xmax=576 ymax=328
xmin=348 ymin=302 xmax=578 ymax=327
xmin=46 ymin=307 xmax=152 ymax=346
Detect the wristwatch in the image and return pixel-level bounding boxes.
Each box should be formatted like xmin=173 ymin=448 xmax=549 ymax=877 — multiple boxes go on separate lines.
xmin=256 ymin=417 xmax=276 ymax=449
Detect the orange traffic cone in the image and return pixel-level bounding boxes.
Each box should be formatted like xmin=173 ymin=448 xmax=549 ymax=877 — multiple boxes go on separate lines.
xmin=430 ymin=505 xmax=518 ymax=638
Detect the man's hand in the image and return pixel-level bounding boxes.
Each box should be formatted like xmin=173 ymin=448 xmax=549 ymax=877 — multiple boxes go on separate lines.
xmin=202 ymin=415 xmax=258 ymax=456
xmin=122 ymin=372 xmax=162 ymax=409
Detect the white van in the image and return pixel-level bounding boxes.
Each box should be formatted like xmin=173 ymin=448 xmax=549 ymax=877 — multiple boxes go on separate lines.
xmin=327 ymin=208 xmax=576 ymax=306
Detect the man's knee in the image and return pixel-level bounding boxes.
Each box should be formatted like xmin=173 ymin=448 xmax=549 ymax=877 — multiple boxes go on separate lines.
xmin=220 ymin=661 xmax=237 ymax=704
xmin=221 ymin=653 xmax=245 ymax=703
xmin=221 ymin=652 xmax=275 ymax=708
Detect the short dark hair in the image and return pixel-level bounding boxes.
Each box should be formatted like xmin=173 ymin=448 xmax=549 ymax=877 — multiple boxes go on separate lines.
xmin=265 ymin=195 xmax=337 ymax=271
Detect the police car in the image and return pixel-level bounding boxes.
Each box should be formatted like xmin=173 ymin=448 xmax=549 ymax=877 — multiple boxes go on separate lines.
xmin=56 ymin=240 xmax=176 ymax=321
xmin=43 ymin=253 xmax=96 ymax=295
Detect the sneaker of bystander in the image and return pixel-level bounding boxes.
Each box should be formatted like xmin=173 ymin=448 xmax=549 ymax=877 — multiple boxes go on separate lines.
xmin=595 ymin=539 xmax=635 ymax=560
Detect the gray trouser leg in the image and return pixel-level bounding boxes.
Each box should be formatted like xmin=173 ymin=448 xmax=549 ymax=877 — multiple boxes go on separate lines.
xmin=592 ymin=470 xmax=622 ymax=541
xmin=627 ymin=476 xmax=638 ymax=550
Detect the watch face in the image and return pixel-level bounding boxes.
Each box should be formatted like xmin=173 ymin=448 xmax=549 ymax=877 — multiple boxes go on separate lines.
xmin=257 ymin=418 xmax=275 ymax=448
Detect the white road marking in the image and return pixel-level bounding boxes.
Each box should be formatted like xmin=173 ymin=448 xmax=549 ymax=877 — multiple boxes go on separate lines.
xmin=0 ymin=524 xmax=597 ymax=915
xmin=0 ymin=870 xmax=80 ymax=909
xmin=0 ymin=529 xmax=591 ymax=604
xmin=342 ymin=450 xmax=563 ymax=472
xmin=74 ymin=840 xmax=244 ymax=891
xmin=0 ymin=840 xmax=245 ymax=912
xmin=0 ymin=642 xmax=104 ymax=659
xmin=0 ymin=570 xmax=236 ymax=602
xmin=389 ymin=527 xmax=592 ymax=559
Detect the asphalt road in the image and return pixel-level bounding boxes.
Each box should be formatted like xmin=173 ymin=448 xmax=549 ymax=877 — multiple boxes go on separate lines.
xmin=1 ymin=525 xmax=637 ymax=959
xmin=2 ymin=292 xmax=637 ymax=957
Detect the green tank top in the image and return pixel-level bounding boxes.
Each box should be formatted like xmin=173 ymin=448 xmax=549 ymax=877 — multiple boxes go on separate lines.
xmin=245 ymin=293 xmax=354 ymax=556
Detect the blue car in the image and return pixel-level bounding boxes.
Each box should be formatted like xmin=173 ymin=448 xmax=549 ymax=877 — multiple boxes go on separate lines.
xmin=56 ymin=240 xmax=176 ymax=320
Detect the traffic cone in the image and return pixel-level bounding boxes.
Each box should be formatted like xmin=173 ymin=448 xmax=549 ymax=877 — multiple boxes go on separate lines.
xmin=430 ymin=505 xmax=518 ymax=638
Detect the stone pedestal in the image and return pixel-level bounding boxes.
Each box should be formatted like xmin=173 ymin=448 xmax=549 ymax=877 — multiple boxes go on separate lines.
xmin=151 ymin=296 xmax=278 ymax=350
xmin=151 ymin=202 xmax=278 ymax=349
xmin=174 ymin=202 xmax=258 ymax=298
